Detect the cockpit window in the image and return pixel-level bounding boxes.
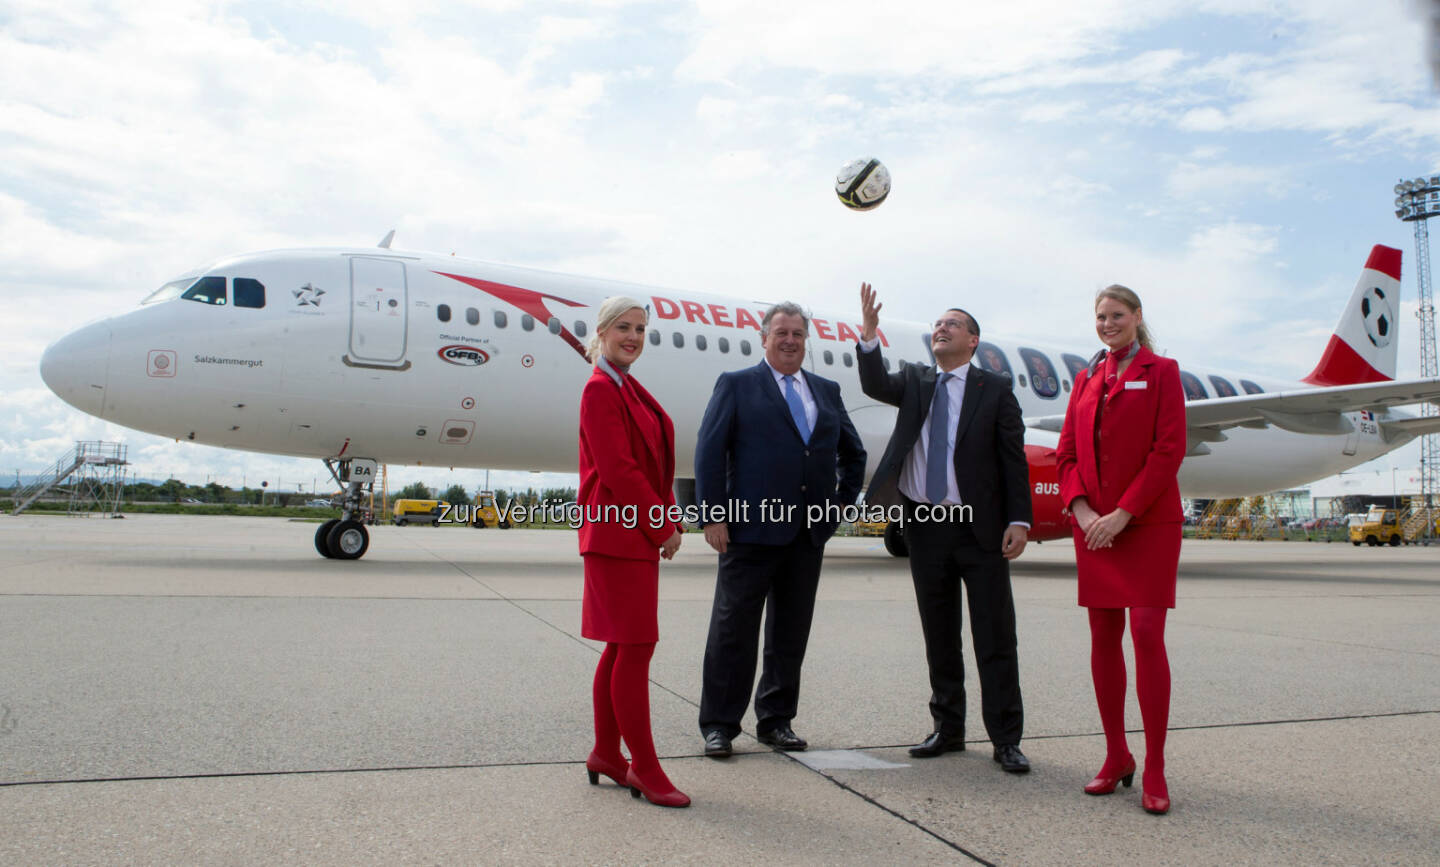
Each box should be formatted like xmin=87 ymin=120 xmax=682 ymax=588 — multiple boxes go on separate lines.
xmin=143 ymin=278 xmax=196 ymax=305
xmin=233 ymin=278 xmax=265 ymax=309
xmin=181 ymin=276 xmax=227 ymax=306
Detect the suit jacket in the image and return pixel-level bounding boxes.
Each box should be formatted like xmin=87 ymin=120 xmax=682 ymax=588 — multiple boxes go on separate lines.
xmin=577 ymin=366 xmax=680 ymax=560
xmin=1055 ymin=346 xmax=1186 ymax=525
xmin=695 ymin=362 xmax=866 ymax=546
xmin=857 ymin=346 xmax=1032 ymax=552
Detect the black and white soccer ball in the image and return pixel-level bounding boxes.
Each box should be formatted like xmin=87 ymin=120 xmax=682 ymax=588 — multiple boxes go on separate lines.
xmin=835 ymin=157 xmax=890 ymax=211
xmin=1360 ymin=284 xmax=1393 ymax=348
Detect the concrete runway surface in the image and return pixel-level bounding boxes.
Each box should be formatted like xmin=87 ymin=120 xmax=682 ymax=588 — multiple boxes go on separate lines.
xmin=0 ymin=514 xmax=1436 ymax=865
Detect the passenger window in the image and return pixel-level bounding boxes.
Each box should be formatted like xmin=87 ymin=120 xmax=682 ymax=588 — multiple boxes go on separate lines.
xmin=823 ymin=350 xmax=834 ymax=365
xmin=740 ymin=340 xmax=752 ymax=356
xmin=181 ymin=276 xmax=227 ymax=306
xmin=548 ymin=317 xmax=562 ymax=335
xmin=883 ymin=357 xmax=892 ymax=371
xmin=233 ymin=278 xmax=265 ymax=309
xmin=494 ymin=310 xmax=507 ymax=328
xmin=1240 ymin=380 xmax=1264 ymax=394
xmin=1209 ymin=376 xmax=1237 ymax=398
xmin=843 ymin=353 xmax=853 ymax=368
xmin=1179 ymin=370 xmax=1209 ymax=402
xmin=673 ymin=332 xmax=684 ymax=348
xmin=696 ymin=335 xmax=707 ymax=351
xmin=574 ymin=320 xmax=587 ymax=338
xmin=1017 ymin=373 xmax=1028 ymax=388
xmin=1061 ymin=353 xmax=1091 ymax=382
xmin=466 ymin=307 xmax=479 ymax=326
xmin=648 ymin=330 xmax=660 ymax=345
xmin=521 ymin=314 xmax=535 ymax=331
xmin=975 ymin=342 xmax=1013 ymax=382
xmin=719 ymin=337 xmax=730 ymax=353
xmin=438 ymin=304 xmax=451 ymax=323
xmin=1063 ymin=380 xmax=1071 ymax=392
xmin=1019 ymin=348 xmax=1060 ymax=399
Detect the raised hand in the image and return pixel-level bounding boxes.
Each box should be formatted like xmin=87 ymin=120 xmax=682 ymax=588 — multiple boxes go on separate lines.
xmin=860 ymin=282 xmax=882 ymax=342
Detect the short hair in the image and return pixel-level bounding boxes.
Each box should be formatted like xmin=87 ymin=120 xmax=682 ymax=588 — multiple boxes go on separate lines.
xmin=586 ymin=295 xmax=648 ymax=362
xmin=1094 ymin=285 xmax=1154 ymax=351
xmin=760 ymin=301 xmax=810 ymax=337
xmin=946 ymin=308 xmax=980 ymax=338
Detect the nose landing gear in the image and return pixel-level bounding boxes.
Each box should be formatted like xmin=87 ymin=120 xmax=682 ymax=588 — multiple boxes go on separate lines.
xmin=315 ymin=457 xmax=376 ymax=560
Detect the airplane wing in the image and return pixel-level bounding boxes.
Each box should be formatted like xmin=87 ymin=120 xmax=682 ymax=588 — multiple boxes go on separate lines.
xmin=1026 ymin=376 xmax=1440 ymax=452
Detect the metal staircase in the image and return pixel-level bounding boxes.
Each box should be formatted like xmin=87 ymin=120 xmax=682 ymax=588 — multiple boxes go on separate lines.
xmin=12 ymin=441 xmax=128 ymax=516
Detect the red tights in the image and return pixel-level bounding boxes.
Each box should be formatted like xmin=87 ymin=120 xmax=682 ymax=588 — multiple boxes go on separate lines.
xmin=1088 ymin=607 xmax=1170 ymax=798
xmin=591 ymin=642 xmax=676 ymax=793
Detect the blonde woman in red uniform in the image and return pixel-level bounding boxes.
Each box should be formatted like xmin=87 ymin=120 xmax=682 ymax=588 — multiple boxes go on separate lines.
xmin=577 ymin=296 xmax=688 ymax=808
xmin=1056 ymin=285 xmax=1186 ymax=816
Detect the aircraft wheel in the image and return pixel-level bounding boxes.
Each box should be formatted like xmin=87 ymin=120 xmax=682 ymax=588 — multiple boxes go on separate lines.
xmin=327 ymin=520 xmax=370 ymax=560
xmin=883 ymin=522 xmax=909 ymax=558
xmin=315 ymin=519 xmax=340 ymax=558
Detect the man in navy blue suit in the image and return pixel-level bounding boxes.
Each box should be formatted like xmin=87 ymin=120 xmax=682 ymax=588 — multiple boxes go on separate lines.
xmin=695 ymin=302 xmax=866 ymax=757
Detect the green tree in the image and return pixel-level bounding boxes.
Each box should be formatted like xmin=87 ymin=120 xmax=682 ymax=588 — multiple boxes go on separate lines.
xmin=158 ymin=478 xmax=185 ymax=503
xmin=442 ymin=484 xmax=470 ymax=504
xmin=398 ymin=481 xmax=432 ymax=500
xmin=541 ymin=487 xmax=577 ymax=504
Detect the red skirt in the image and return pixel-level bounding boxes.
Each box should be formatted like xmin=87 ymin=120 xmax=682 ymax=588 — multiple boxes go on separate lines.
xmin=1073 ymin=521 xmax=1180 ymax=609
xmin=581 ymin=553 xmax=659 ymax=643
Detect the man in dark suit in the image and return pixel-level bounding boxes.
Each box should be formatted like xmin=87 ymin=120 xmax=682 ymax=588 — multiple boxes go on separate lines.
xmin=856 ymin=283 xmax=1033 ymax=773
xmin=695 ymin=302 xmax=866 ymax=757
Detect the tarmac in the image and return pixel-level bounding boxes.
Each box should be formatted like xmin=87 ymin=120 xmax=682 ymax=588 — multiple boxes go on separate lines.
xmin=0 ymin=514 xmax=1436 ymax=865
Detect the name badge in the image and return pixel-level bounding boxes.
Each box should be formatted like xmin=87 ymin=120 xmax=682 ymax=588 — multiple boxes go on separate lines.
xmin=1125 ymin=380 xmax=1147 ymax=390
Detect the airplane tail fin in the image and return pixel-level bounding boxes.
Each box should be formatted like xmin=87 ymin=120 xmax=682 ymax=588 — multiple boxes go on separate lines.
xmin=1302 ymin=244 xmax=1402 ymax=386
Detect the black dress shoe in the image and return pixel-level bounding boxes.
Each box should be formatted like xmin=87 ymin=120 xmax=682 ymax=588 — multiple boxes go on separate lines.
xmin=993 ymin=743 xmax=1031 ymax=773
xmin=756 ymin=726 xmax=807 ymax=751
xmin=703 ymin=730 xmax=733 ymax=758
xmin=908 ymin=731 xmax=967 ymax=758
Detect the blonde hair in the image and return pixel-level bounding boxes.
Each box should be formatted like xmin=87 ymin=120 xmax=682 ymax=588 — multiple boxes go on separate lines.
xmin=586 ymin=296 xmax=649 ymax=363
xmin=1095 ymin=284 xmax=1154 ymax=351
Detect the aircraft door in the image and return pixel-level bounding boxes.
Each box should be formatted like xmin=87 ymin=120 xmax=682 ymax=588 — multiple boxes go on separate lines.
xmin=347 ymin=257 xmax=410 ymax=369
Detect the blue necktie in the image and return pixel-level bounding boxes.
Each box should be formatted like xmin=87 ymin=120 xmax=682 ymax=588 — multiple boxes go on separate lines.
xmin=926 ymin=372 xmax=955 ymax=504
xmin=784 ymin=375 xmax=811 ymax=443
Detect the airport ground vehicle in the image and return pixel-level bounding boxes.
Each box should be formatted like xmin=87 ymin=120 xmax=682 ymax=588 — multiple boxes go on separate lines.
xmin=469 ymin=491 xmax=510 ymax=528
xmin=1352 ymin=505 xmax=1402 ymax=546
xmin=393 ymin=498 xmax=446 ymax=526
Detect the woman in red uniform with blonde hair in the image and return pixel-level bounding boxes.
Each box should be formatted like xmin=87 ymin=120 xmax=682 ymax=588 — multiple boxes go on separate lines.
xmin=1056 ymin=285 xmax=1186 ymax=816
xmin=577 ymin=295 xmax=689 ymax=808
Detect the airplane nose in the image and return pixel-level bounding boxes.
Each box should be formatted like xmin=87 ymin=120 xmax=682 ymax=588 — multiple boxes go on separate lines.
xmin=41 ymin=322 xmax=112 ymax=418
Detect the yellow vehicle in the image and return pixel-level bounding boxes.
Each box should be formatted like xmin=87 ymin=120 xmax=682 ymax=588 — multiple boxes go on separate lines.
xmin=393 ymin=498 xmax=446 ymax=526
xmin=1352 ymin=505 xmax=1401 ymax=547
xmin=469 ymin=490 xmax=511 ymax=529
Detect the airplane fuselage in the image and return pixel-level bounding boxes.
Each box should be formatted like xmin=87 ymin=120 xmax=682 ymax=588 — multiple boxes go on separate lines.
xmin=41 ymin=247 xmax=1403 ymax=541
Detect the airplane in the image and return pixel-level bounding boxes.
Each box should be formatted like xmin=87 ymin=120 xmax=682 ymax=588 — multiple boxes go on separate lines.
xmin=38 ymin=238 xmax=1440 ymax=560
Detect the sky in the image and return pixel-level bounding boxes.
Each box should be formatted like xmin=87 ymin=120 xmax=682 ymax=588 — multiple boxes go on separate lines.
xmin=3 ymin=0 xmax=1439 ymax=497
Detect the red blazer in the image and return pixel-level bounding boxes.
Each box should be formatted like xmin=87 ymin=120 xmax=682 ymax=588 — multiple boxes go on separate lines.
xmin=1056 ymin=346 xmax=1186 ymax=526
xmin=577 ymin=366 xmax=680 ymax=560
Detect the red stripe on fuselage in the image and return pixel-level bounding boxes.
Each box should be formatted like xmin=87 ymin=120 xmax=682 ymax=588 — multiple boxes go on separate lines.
xmin=436 ymin=271 xmax=589 ymax=361
xmin=1302 ymin=335 xmax=1389 ymax=386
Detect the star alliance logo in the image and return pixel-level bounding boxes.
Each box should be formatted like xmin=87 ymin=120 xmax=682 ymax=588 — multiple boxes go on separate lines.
xmin=294 ymin=284 xmax=326 ymax=306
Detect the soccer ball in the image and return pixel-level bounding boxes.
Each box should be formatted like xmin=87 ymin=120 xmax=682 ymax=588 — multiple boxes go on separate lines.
xmin=1360 ymin=284 xmax=1393 ymax=348
xmin=835 ymin=157 xmax=890 ymax=211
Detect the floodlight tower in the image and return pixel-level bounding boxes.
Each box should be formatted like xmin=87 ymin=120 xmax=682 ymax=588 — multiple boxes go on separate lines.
xmin=1393 ymin=176 xmax=1440 ymax=512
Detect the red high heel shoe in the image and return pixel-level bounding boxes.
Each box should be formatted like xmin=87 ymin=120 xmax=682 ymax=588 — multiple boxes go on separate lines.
xmin=1083 ymin=756 xmax=1136 ymax=795
xmin=586 ymin=752 xmax=629 ymax=787
xmin=626 ymin=767 xmax=690 ymax=808
xmin=1142 ymin=772 xmax=1170 ymax=815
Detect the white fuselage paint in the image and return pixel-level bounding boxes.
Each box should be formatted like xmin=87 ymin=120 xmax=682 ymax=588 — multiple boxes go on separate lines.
xmin=43 ymin=248 xmax=1398 ymax=497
